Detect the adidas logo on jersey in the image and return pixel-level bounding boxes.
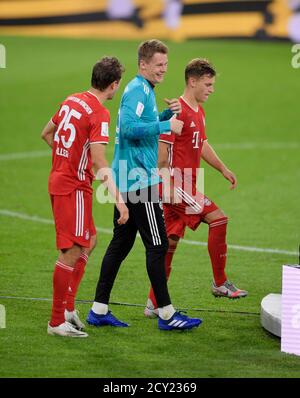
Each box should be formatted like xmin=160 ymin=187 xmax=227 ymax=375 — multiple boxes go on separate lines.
xmin=190 ymin=121 xmax=196 ymax=128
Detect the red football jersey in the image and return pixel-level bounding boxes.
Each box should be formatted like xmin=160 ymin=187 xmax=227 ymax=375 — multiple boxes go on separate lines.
xmin=49 ymin=91 xmax=110 ymax=195
xmin=159 ymin=96 xmax=207 ymax=186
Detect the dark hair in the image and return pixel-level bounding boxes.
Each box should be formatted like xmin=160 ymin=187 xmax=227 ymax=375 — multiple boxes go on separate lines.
xmin=91 ymin=56 xmax=125 ymax=91
xmin=185 ymin=58 xmax=216 ymax=84
xmin=138 ymin=39 xmax=168 ymax=64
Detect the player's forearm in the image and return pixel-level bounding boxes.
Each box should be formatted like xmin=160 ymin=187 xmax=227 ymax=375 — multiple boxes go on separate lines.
xmin=42 ymin=133 xmax=53 ymax=148
xmin=41 ymin=121 xmax=56 ymax=148
xmin=95 ymin=166 xmax=125 ymax=204
xmin=201 ymin=143 xmax=227 ymax=173
xmin=121 ymin=120 xmax=170 ymax=140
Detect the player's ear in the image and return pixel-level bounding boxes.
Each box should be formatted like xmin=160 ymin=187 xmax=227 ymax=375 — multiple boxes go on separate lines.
xmin=189 ymin=77 xmax=196 ymax=88
xmin=111 ymin=80 xmax=120 ymax=90
xmin=139 ymin=59 xmax=147 ymax=71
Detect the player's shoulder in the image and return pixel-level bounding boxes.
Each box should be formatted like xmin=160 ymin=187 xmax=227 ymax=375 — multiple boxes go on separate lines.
xmin=65 ymin=91 xmax=84 ymax=102
xmin=177 ymin=97 xmax=190 ymax=120
xmin=90 ymin=102 xmax=110 ymax=124
xmin=64 ymin=91 xmax=98 ymax=115
xmin=124 ymin=75 xmax=151 ymax=97
xmin=178 ymin=96 xmax=190 ymax=114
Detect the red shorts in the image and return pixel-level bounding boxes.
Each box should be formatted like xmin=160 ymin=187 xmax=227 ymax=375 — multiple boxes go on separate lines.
xmin=163 ymin=189 xmax=218 ymax=239
xmin=50 ymin=190 xmax=96 ymax=250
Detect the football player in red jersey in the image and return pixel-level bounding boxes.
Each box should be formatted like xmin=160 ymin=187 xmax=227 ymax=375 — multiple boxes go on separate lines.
xmin=41 ymin=57 xmax=129 ymax=337
xmin=145 ymin=58 xmax=248 ymax=317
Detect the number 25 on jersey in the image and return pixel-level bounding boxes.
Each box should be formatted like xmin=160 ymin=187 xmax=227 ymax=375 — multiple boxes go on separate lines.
xmin=54 ymin=105 xmax=82 ymax=149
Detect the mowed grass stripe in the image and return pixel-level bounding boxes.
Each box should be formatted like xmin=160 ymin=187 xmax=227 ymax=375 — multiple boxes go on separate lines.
xmin=0 ymin=295 xmax=260 ymax=316
xmin=0 ymin=208 xmax=297 ymax=256
xmin=1 ymin=141 xmax=300 ymax=160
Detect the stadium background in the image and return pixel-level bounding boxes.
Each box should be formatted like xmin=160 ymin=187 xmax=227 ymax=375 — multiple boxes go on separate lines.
xmin=0 ymin=0 xmax=300 ymax=379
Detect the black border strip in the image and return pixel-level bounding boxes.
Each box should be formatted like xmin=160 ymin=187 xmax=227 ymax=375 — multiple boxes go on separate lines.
xmin=0 ymin=1 xmax=273 ymax=27
xmin=182 ymin=0 xmax=272 ymax=15
xmin=0 ymin=11 xmax=108 ymax=26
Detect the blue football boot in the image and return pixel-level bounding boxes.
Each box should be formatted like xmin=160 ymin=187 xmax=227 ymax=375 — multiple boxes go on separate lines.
xmin=86 ymin=309 xmax=129 ymax=327
xmin=158 ymin=311 xmax=202 ymax=331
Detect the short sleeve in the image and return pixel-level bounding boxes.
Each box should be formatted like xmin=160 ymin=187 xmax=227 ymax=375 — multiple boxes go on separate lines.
xmin=51 ymin=105 xmax=62 ymax=126
xmin=159 ymin=131 xmax=175 ymax=145
xmin=89 ymin=109 xmax=110 ymax=145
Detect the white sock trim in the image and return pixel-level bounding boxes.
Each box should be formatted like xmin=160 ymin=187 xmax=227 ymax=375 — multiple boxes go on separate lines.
xmin=158 ymin=304 xmax=175 ymax=320
xmin=92 ymin=302 xmax=108 ymax=315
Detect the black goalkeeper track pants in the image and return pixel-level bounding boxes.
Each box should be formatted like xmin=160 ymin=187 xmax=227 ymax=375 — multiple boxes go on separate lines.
xmin=94 ymin=185 xmax=171 ymax=308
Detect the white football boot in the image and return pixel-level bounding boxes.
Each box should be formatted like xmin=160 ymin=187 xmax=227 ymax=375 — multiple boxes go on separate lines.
xmin=211 ymin=280 xmax=248 ymax=299
xmin=47 ymin=321 xmax=88 ymax=337
xmin=64 ymin=309 xmax=85 ymax=331
xmin=144 ymin=298 xmax=159 ymax=318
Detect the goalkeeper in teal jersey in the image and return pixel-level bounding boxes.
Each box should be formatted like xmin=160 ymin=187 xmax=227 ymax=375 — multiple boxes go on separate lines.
xmin=113 ymin=73 xmax=176 ymax=192
xmin=88 ymin=40 xmax=202 ymax=331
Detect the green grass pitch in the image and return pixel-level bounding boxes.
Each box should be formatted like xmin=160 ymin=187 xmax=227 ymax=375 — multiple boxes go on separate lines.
xmin=0 ymin=36 xmax=300 ymax=378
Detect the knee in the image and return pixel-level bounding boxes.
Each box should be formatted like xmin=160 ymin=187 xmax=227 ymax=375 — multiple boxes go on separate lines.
xmin=208 ymin=209 xmax=228 ymax=225
xmin=205 ymin=208 xmax=228 ymax=225
xmin=90 ymin=234 xmax=97 ymax=251
xmin=59 ymin=245 xmax=81 ymax=267
xmin=168 ymin=235 xmax=179 ymax=250
xmin=83 ymin=234 xmax=97 ymax=257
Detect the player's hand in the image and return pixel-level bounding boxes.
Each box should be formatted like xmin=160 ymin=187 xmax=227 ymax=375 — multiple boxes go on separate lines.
xmin=170 ymin=115 xmax=183 ymax=136
xmin=116 ymin=203 xmax=129 ymax=224
xmin=222 ymin=168 xmax=237 ymax=190
xmin=164 ymin=98 xmax=182 ymax=115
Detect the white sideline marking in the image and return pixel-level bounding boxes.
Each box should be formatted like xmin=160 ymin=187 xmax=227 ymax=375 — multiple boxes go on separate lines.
xmin=0 ymin=150 xmax=51 ymax=161
xmin=214 ymin=142 xmax=300 ymax=150
xmin=0 ymin=209 xmax=297 ymax=257
xmin=0 ymin=146 xmax=115 ymax=161
xmin=0 ymin=142 xmax=299 ymax=161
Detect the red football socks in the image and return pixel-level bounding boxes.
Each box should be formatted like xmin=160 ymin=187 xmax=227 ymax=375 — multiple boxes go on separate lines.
xmin=66 ymin=253 xmax=88 ymax=312
xmin=148 ymin=246 xmax=176 ymax=309
xmin=208 ymin=217 xmax=228 ymax=287
xmin=50 ymin=261 xmax=74 ymax=327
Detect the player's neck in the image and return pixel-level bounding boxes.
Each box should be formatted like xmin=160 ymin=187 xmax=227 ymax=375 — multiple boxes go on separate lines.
xmin=88 ymin=88 xmax=108 ymax=104
xmin=138 ymin=71 xmax=156 ymax=88
xmin=182 ymin=91 xmax=199 ymax=112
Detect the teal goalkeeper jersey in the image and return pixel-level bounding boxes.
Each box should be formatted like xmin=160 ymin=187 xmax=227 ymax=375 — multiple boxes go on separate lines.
xmin=112 ymin=75 xmax=173 ymax=192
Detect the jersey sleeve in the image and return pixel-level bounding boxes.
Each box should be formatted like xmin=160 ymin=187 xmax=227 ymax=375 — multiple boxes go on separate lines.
xmin=51 ymin=105 xmax=62 ymax=126
xmin=159 ymin=108 xmax=173 ymax=121
xmin=120 ymin=86 xmax=171 ymax=140
xmin=89 ymin=109 xmax=110 ymax=145
xmin=159 ymin=107 xmax=186 ymax=145
xmin=159 ymin=131 xmax=175 ymax=145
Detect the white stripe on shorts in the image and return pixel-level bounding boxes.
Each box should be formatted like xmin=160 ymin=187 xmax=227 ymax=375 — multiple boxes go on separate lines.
xmin=176 ymin=187 xmax=202 ymax=213
xmin=76 ymin=190 xmax=84 ymax=237
xmin=145 ymin=202 xmax=161 ymax=246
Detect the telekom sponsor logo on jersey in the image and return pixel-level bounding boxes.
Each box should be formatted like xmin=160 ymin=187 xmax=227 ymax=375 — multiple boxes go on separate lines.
xmin=96 ymin=160 xmax=205 ymax=213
